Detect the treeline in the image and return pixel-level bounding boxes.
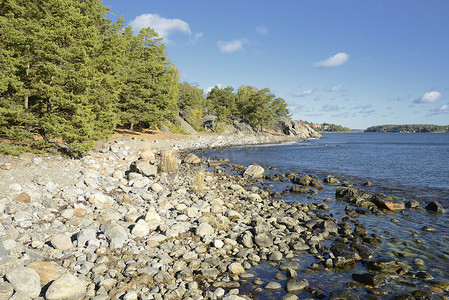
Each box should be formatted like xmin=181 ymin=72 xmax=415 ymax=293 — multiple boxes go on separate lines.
xmin=365 ymin=124 xmax=449 ymax=133
xmin=178 ymin=83 xmax=290 ymax=132
xmin=0 ymin=0 xmax=289 ymax=156
xmin=303 ymin=121 xmax=351 ymax=132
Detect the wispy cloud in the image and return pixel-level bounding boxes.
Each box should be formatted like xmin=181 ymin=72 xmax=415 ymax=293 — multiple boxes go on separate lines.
xmin=256 ymin=25 xmax=268 ymax=35
xmin=413 ymin=91 xmax=441 ymax=104
xmin=389 ymin=94 xmax=410 ymax=101
xmin=314 ymin=52 xmax=350 ymax=68
xmin=217 ymin=38 xmax=248 ymax=54
xmin=321 ymin=104 xmax=345 ymax=112
xmin=293 ymin=89 xmax=313 ymax=97
xmin=205 ymin=84 xmax=225 ymax=94
xmin=188 ymin=32 xmax=203 ymax=45
xmin=328 ymin=84 xmax=343 ymax=92
xmin=427 ymin=104 xmax=449 ymax=116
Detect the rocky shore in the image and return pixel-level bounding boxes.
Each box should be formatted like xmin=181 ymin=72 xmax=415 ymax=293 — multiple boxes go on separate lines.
xmin=0 ymin=133 xmax=447 ymax=300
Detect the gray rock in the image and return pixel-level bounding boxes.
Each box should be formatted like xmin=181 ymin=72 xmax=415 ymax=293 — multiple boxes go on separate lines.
xmin=243 ymin=164 xmax=265 ymax=179
xmin=103 ymin=223 xmax=128 ymax=249
xmin=88 ymin=192 xmax=113 ymax=209
xmin=0 ymin=282 xmax=14 ymax=300
xmin=239 ymin=231 xmax=254 ymax=248
xmin=254 ymin=232 xmax=273 ymax=248
xmin=77 ymin=227 xmax=97 ymax=247
xmin=228 ymin=262 xmax=245 ymax=275
xmin=279 ymin=261 xmax=300 ymax=271
xmin=129 ymin=159 xmax=158 ymax=177
xmin=6 ymin=267 xmax=41 ymax=298
xmin=45 ymin=273 xmax=87 ymax=300
xmin=131 ymin=219 xmax=150 ymax=238
xmin=352 ymin=272 xmax=385 ymax=287
xmin=50 ymin=234 xmax=73 ymax=250
xmin=195 ymin=223 xmax=214 ymax=237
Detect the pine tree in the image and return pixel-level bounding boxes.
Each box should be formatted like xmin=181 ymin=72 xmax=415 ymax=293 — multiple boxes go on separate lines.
xmin=117 ymin=27 xmax=179 ymax=131
xmin=0 ymin=0 xmax=121 ymax=155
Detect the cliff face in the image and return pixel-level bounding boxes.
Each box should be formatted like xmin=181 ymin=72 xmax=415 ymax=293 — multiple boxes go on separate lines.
xmin=270 ymin=117 xmax=323 ymax=139
xmin=173 ymin=113 xmax=322 ymax=140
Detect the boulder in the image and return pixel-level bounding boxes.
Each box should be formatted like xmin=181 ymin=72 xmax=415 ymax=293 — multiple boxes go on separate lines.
xmin=243 ymin=164 xmax=265 ymax=179
xmin=228 ymin=262 xmax=245 ymax=275
xmin=425 ymin=201 xmax=445 ymax=213
xmin=27 ymin=261 xmax=61 ymax=286
xmin=335 ymin=186 xmax=366 ymax=199
xmin=6 ymin=267 xmax=41 ymax=298
xmin=329 ymin=289 xmax=360 ymax=300
xmin=372 ymin=196 xmax=405 ymax=211
xmin=290 ymin=185 xmax=309 ymax=194
xmin=352 ymin=272 xmax=385 ymax=287
xmin=254 ymin=232 xmax=273 ymax=248
xmin=45 ymin=273 xmax=87 ymax=300
xmin=285 ymin=279 xmax=308 ymax=293
xmin=294 ymin=174 xmax=311 ymax=186
xmin=129 ymin=159 xmax=158 ymax=177
xmin=366 ymin=259 xmax=409 ymax=275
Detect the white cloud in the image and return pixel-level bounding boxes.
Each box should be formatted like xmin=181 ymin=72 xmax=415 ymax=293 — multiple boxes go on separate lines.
xmin=314 ymin=52 xmax=350 ymax=68
xmin=293 ymin=89 xmax=313 ymax=97
xmin=413 ymin=91 xmax=441 ymax=104
xmin=217 ymin=39 xmax=248 ymax=54
xmin=130 ymin=13 xmax=191 ymax=40
xmin=256 ymin=25 xmax=268 ymax=35
xmin=329 ymin=84 xmax=343 ymax=92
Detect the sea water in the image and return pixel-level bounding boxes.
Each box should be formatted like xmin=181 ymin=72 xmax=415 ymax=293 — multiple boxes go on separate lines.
xmin=201 ymin=132 xmax=449 ymax=298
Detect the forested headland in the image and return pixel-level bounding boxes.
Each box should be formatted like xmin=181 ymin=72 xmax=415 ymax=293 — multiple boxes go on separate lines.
xmin=365 ymin=124 xmax=449 ymax=133
xmin=0 ymin=0 xmax=291 ymax=156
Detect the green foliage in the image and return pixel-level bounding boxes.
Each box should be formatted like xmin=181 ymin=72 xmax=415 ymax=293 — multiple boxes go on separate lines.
xmin=0 ymin=0 xmax=179 ymax=156
xmin=178 ymin=82 xmax=204 ymax=129
xmin=322 ymin=122 xmax=351 ymax=132
xmin=365 ymin=124 xmax=449 ymax=133
xmin=168 ymin=121 xmax=190 ymax=135
xmin=206 ymin=86 xmax=236 ymax=121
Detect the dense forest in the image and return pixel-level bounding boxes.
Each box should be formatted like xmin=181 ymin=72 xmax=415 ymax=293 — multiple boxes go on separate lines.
xmin=0 ymin=0 xmax=290 ymax=156
xmin=365 ymin=124 xmax=449 ymax=133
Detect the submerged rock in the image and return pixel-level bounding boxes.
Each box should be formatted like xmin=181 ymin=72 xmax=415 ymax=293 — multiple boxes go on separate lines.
xmin=425 ymin=201 xmax=445 ymax=213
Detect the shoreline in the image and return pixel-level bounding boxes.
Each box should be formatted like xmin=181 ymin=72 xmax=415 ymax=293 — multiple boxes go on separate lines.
xmin=0 ymin=132 xmax=447 ymax=299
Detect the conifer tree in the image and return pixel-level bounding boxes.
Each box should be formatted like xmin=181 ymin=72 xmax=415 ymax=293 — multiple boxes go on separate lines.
xmin=0 ymin=0 xmax=121 ymax=155
xmin=117 ymin=27 xmax=179 ymax=130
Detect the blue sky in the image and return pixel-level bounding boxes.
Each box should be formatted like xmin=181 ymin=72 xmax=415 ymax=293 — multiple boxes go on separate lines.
xmin=103 ymin=0 xmax=449 ymax=129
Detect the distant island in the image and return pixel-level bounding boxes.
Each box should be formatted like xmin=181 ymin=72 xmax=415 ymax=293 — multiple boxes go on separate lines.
xmin=303 ymin=121 xmax=351 ymax=133
xmin=365 ymin=124 xmax=449 ymax=133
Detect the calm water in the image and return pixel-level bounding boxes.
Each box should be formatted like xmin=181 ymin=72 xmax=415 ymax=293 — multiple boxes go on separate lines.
xmin=201 ymin=132 xmax=449 ymax=298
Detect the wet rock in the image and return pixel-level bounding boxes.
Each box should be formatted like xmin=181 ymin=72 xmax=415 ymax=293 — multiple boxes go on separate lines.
xmin=354 ymin=244 xmax=375 ymax=260
xmin=412 ymin=290 xmax=432 ymax=300
xmin=243 ymin=164 xmax=265 ymax=179
xmin=294 ymin=174 xmax=311 ymax=186
xmin=279 ymin=261 xmax=300 ymax=271
xmin=336 ymin=187 xmax=365 ymax=199
xmin=310 ymin=178 xmax=324 ymax=188
xmin=6 ymin=267 xmax=41 ymax=298
xmin=265 ymin=281 xmax=282 ymax=291
xmin=366 ymin=259 xmax=409 ymax=275
xmin=324 ymin=176 xmax=340 ymax=184
xmin=405 ymin=200 xmax=421 ymax=209
xmin=290 ymin=185 xmax=309 ymax=194
xmin=352 ymin=272 xmax=385 ymax=287
xmin=425 ymin=201 xmax=445 ymax=213
xmin=45 ymin=273 xmax=87 ymax=300
xmin=392 ymin=293 xmax=415 ymax=300
xmin=285 ymin=278 xmax=308 ymax=293
xmin=281 ymin=295 xmax=299 ymax=300
xmin=372 ymin=196 xmax=405 ymax=211
xmin=329 ymin=288 xmax=360 ymax=300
